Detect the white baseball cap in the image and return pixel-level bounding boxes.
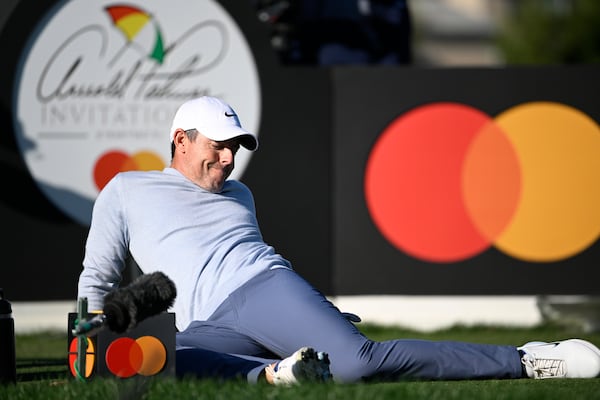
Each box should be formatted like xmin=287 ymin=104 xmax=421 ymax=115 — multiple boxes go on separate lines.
xmin=169 ymin=96 xmax=258 ymax=151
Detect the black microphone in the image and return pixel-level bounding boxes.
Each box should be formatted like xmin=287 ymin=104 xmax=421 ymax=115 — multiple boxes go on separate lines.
xmin=102 ymin=271 xmax=177 ymax=333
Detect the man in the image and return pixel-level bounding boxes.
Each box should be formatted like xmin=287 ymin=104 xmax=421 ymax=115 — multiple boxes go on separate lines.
xmin=78 ymin=96 xmax=600 ymax=382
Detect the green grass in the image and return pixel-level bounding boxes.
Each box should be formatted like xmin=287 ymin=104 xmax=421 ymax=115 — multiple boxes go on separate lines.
xmin=4 ymin=323 xmax=600 ymax=399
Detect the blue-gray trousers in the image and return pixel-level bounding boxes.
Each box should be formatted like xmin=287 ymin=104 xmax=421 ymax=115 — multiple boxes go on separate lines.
xmin=176 ymin=347 xmax=274 ymax=382
xmin=177 ymin=268 xmax=524 ymax=382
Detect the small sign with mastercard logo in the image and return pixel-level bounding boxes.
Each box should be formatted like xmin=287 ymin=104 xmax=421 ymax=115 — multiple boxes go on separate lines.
xmin=67 ymin=312 xmax=175 ymax=379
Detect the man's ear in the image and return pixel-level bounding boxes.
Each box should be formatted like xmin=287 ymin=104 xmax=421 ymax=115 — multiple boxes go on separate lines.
xmin=173 ymin=128 xmax=188 ymax=148
xmin=172 ymin=128 xmax=183 ymax=143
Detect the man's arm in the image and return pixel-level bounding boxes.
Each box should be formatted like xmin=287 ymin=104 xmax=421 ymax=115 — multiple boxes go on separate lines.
xmin=77 ymin=174 xmax=130 ymax=311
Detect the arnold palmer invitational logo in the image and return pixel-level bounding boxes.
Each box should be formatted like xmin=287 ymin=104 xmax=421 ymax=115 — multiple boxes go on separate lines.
xmin=13 ymin=0 xmax=261 ymax=226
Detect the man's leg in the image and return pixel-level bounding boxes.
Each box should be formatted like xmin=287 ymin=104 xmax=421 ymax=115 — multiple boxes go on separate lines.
xmin=180 ymin=268 xmax=524 ymax=382
xmin=176 ymin=346 xmax=270 ymax=383
xmin=175 ymin=346 xmax=331 ymax=384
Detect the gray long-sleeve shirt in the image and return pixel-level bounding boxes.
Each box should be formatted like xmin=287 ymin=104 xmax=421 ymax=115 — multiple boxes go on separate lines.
xmin=77 ymin=167 xmax=291 ymax=330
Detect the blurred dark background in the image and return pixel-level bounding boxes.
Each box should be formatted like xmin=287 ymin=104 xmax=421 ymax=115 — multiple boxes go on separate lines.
xmin=249 ymin=0 xmax=600 ymax=66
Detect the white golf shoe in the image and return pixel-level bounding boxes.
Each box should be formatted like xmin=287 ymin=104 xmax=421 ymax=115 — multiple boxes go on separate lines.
xmin=518 ymin=339 xmax=600 ymax=379
xmin=266 ymin=346 xmax=332 ymax=385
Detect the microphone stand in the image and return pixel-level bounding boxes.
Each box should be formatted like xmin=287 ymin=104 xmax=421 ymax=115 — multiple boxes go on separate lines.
xmin=73 ymin=298 xmax=106 ymax=381
xmin=74 ymin=297 xmax=88 ymax=381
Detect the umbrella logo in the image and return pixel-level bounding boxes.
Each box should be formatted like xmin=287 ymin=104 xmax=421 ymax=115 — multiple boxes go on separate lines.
xmin=105 ymin=5 xmax=165 ymax=66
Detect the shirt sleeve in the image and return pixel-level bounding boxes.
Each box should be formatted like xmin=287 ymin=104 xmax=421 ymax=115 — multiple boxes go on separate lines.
xmin=77 ymin=174 xmax=130 ymax=311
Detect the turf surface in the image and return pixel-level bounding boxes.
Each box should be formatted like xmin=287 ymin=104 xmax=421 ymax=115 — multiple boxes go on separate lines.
xmin=3 ymin=323 xmax=600 ymax=399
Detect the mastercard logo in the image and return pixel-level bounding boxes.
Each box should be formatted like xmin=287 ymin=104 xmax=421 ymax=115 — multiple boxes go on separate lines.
xmin=364 ymin=101 xmax=600 ymax=263
xmin=105 ymin=336 xmax=167 ymax=378
xmin=68 ymin=335 xmax=167 ymax=378
xmin=93 ymin=150 xmax=166 ymax=191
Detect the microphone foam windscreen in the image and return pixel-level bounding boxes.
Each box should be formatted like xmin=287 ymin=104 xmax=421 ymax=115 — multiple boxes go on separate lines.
xmin=103 ymin=271 xmax=177 ymax=333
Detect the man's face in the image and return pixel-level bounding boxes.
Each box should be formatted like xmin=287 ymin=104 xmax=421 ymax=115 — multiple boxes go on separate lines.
xmin=178 ymin=131 xmax=241 ymax=192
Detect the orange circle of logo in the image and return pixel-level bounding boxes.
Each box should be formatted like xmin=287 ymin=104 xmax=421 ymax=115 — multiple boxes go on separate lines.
xmin=364 ymin=101 xmax=600 ymax=263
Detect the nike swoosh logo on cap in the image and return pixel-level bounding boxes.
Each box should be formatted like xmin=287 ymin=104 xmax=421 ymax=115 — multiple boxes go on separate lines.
xmin=224 ymin=112 xmax=237 ymax=117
